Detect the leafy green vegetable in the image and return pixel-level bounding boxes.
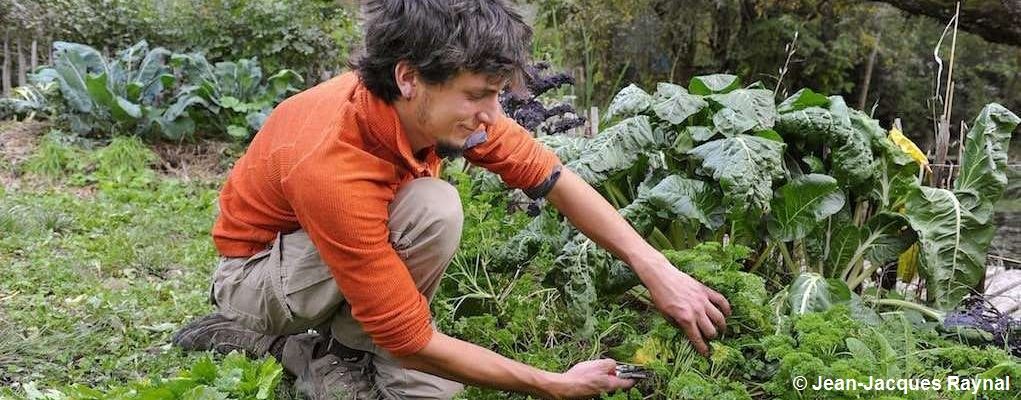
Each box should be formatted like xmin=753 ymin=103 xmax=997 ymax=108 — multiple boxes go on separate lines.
xmin=605 ymin=83 xmax=652 ymax=120
xmin=664 ymin=243 xmax=772 ymax=336
xmin=28 ymin=40 xmax=302 ymax=141
xmin=776 ymin=88 xmax=830 ymax=113
xmin=566 ymin=116 xmax=667 ymax=184
xmin=58 ymin=352 xmax=283 ymax=400
xmin=904 ymin=186 xmax=995 ymax=310
xmin=953 ymin=103 xmax=1021 ymax=222
xmin=688 ymin=74 xmax=741 ymax=95
xmin=708 ymin=88 xmax=778 ymax=134
xmin=786 ymin=272 xmax=851 ymax=315
xmin=651 ymin=83 xmax=708 ymax=125
xmin=767 ymin=174 xmax=846 ymax=242
xmin=493 ymin=74 xmax=1017 ymax=347
xmin=688 ymin=134 xmax=786 ymax=213
xmin=620 ymin=175 xmax=724 ymax=231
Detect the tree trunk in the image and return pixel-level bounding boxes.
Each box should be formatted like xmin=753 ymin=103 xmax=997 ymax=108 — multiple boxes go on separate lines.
xmin=2 ymin=32 xmax=11 ymax=97
xmin=31 ymin=39 xmax=38 ymax=72
xmin=16 ymin=37 xmax=26 ymax=87
xmin=875 ymin=0 xmax=1021 ymax=47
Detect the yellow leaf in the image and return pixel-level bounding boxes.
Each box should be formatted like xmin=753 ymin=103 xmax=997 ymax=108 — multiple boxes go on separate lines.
xmin=897 ymin=242 xmax=920 ymax=283
xmin=888 ymin=128 xmax=928 ymax=166
xmin=632 ymin=337 xmax=664 ymax=365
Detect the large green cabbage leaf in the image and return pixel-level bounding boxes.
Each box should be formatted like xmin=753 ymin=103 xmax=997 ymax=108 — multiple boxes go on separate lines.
xmin=619 ymin=175 xmax=724 ymax=231
xmin=687 ymin=134 xmax=785 ymax=213
xmin=567 ymin=116 xmax=671 ymax=184
xmin=953 ymin=103 xmax=1020 ymax=222
xmin=605 ymin=83 xmax=652 ymax=120
xmin=767 ymin=173 xmax=846 ymax=242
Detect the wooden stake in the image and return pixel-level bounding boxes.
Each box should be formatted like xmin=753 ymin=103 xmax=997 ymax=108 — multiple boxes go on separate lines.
xmin=943 ymin=2 xmax=960 ymax=118
xmin=858 ymin=32 xmax=881 ymax=111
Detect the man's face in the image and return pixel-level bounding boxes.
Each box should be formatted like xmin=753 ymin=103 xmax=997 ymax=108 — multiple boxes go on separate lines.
xmin=410 ymin=72 xmax=506 ymax=159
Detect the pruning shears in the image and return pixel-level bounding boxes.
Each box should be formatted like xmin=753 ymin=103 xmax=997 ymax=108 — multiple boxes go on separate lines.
xmin=614 ymin=363 xmax=652 ymax=380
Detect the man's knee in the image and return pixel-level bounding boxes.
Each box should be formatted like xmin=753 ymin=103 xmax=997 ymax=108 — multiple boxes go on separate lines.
xmin=396 ymin=178 xmax=462 ymax=222
xmin=390 ymin=178 xmax=463 ymax=249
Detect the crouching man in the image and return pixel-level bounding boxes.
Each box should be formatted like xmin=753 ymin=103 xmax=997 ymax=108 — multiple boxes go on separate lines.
xmin=172 ymin=1 xmax=731 ymax=399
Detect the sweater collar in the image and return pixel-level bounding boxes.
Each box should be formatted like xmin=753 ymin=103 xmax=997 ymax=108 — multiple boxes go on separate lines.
xmin=354 ymin=79 xmax=438 ymax=176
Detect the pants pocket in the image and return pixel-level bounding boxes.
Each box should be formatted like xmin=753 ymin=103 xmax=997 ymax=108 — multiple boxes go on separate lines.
xmin=212 ymin=248 xmax=278 ymax=333
xmin=277 ymin=231 xmax=344 ymax=327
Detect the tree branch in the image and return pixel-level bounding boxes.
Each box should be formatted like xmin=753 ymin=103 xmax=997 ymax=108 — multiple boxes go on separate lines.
xmin=872 ymin=0 xmax=1021 ymax=47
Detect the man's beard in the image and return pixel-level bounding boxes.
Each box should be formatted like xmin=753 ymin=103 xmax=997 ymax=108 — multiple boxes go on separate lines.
xmin=435 ymin=139 xmax=465 ymax=160
xmin=416 ymin=92 xmax=465 ymax=160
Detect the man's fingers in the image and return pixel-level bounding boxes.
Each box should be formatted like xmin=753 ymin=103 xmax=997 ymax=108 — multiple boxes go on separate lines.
xmin=597 ymin=358 xmax=617 ymax=373
xmin=680 ymin=318 xmax=709 ymax=356
xmin=596 ymin=359 xmax=635 ymax=392
xmin=697 ymin=314 xmax=718 ymax=340
xmin=707 ymin=303 xmax=727 ymax=333
xmin=706 ymin=288 xmax=732 ymax=317
xmin=609 ymin=376 xmax=637 ymax=391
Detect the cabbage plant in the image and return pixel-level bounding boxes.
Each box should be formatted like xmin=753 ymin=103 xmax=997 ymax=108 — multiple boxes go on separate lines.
xmin=491 ymin=73 xmax=1019 ymax=335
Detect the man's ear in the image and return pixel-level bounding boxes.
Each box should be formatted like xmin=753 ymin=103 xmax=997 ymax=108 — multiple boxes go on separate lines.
xmin=394 ymin=61 xmax=418 ymax=100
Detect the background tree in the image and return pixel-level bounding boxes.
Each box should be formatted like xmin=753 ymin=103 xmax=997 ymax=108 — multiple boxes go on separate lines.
xmin=525 ymin=0 xmax=1021 ymax=148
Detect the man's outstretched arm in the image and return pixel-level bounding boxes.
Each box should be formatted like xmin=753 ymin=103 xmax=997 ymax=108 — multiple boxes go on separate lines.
xmin=544 ymin=167 xmax=732 ymax=355
xmin=396 ymin=331 xmax=632 ymax=399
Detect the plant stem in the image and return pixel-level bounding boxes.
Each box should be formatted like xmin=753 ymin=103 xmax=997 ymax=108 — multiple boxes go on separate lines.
xmin=751 ymin=241 xmax=775 ymax=273
xmin=603 ymin=183 xmax=628 ymax=209
xmin=870 ymin=298 xmax=945 ymax=320
xmin=848 ymin=261 xmax=883 ymax=290
xmin=649 ymin=227 xmax=673 ymax=251
xmin=778 ymin=241 xmax=797 ymax=274
xmin=669 ymin=219 xmax=686 ymax=250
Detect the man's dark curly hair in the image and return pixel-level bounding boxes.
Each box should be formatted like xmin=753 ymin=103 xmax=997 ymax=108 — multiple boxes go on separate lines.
xmin=351 ymin=0 xmax=533 ymax=103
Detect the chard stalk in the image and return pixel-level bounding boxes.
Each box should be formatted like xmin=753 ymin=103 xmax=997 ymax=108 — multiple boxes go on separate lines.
xmin=750 ymin=241 xmax=775 ymax=273
xmin=778 ymin=241 xmax=798 ymax=274
xmin=669 ymin=219 xmax=689 ymax=249
xmin=869 ymin=297 xmax=945 ymax=320
xmin=604 ymin=183 xmax=628 ymax=209
xmin=649 ymin=227 xmax=674 ymax=251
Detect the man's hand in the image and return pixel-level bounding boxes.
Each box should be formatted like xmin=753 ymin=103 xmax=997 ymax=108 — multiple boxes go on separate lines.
xmin=641 ymin=263 xmax=731 ymax=355
xmin=545 ymin=359 xmax=635 ymax=399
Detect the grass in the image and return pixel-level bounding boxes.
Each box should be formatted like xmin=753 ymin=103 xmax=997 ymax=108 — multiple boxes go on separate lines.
xmin=0 ymin=180 xmax=223 ymax=390
xmin=0 ymin=133 xmax=295 ymax=396
xmin=0 ymin=136 xmax=589 ymax=399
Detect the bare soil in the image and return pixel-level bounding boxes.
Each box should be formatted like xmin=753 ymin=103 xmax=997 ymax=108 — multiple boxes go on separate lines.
xmin=0 ymin=120 xmax=49 ymax=190
xmin=150 ymin=140 xmax=235 ymax=182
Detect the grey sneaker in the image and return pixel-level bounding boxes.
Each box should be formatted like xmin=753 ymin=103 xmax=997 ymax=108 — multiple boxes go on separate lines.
xmin=283 ymin=333 xmax=380 ymax=400
xmin=171 ymin=312 xmax=281 ymax=357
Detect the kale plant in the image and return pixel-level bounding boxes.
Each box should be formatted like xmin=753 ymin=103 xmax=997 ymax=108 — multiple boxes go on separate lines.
xmin=943 ymin=295 xmax=1021 ymax=356
xmin=500 ymin=62 xmax=585 ymax=135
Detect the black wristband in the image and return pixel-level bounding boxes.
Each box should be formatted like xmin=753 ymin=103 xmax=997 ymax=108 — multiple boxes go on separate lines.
xmin=522 ymin=165 xmax=563 ymax=200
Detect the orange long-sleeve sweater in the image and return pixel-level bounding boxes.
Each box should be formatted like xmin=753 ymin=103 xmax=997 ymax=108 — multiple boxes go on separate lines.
xmin=212 ymin=72 xmax=561 ymax=356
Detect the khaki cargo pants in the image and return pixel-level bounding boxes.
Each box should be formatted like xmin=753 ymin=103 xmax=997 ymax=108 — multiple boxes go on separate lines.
xmin=210 ymin=178 xmax=465 ymax=399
